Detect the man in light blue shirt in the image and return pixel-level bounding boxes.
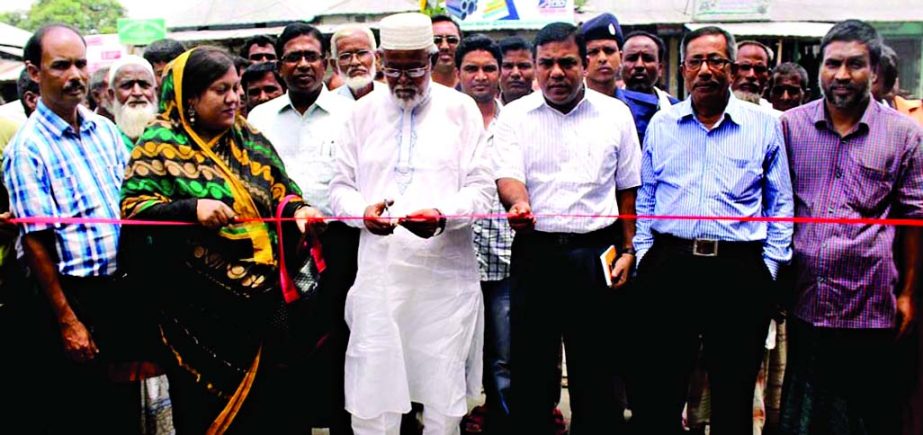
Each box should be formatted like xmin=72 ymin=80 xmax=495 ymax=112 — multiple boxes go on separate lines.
xmin=630 ymin=25 xmax=793 ymax=435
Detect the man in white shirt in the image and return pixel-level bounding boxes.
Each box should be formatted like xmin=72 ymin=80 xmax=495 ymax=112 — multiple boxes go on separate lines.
xmin=494 ymin=22 xmax=641 ymax=434
xmin=331 ymin=24 xmax=386 ymax=101
xmin=329 ymin=12 xmax=493 ymax=435
xmin=247 ymin=22 xmax=357 ymax=434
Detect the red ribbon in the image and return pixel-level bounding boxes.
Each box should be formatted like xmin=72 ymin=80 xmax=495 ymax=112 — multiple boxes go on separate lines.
xmin=10 ymin=213 xmax=923 ymax=227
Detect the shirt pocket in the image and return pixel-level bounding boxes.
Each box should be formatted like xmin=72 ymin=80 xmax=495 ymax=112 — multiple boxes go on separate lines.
xmin=304 ymin=136 xmax=338 ymax=185
xmin=718 ymin=157 xmax=763 ymax=202
xmin=581 ymin=136 xmax=618 ymax=185
xmin=846 ymin=157 xmax=893 ymax=215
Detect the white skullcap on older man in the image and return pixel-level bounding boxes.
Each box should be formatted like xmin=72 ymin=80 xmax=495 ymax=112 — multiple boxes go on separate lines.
xmin=107 ymin=55 xmax=156 ymax=88
xmin=379 ymin=12 xmax=436 ymax=52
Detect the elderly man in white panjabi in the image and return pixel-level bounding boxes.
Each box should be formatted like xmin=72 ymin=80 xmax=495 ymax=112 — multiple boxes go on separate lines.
xmin=329 ymin=12 xmax=493 ymax=435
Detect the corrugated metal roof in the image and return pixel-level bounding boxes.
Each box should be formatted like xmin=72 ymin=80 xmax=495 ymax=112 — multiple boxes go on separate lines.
xmin=580 ymin=0 xmax=923 ymax=25
xmin=167 ymin=0 xmax=326 ymax=29
xmin=0 ymin=59 xmax=24 ymax=82
xmin=0 ymin=22 xmax=31 ymax=50
xmin=166 ymin=0 xmax=419 ymax=30
xmin=686 ymin=21 xmax=834 ymax=38
xmin=322 ymin=0 xmax=418 ymax=16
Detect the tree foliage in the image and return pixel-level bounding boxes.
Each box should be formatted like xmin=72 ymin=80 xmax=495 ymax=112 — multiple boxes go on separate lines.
xmin=1 ymin=0 xmax=126 ymax=35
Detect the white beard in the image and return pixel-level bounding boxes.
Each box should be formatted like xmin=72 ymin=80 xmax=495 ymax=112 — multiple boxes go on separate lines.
xmin=733 ymin=89 xmax=762 ymax=104
xmin=344 ymin=64 xmax=376 ymax=91
xmin=114 ymin=99 xmax=157 ymax=139
xmin=389 ymin=81 xmax=429 ymax=111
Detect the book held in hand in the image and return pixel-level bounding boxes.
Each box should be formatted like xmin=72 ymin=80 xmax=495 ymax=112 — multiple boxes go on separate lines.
xmin=600 ymin=245 xmax=617 ymax=287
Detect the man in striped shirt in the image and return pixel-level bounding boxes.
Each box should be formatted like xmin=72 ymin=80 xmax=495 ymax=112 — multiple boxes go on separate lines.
xmin=779 ymin=20 xmax=923 ymax=435
xmin=495 ymin=22 xmax=641 ymax=433
xmin=630 ymin=26 xmax=793 ymax=435
xmin=2 ymin=24 xmax=138 ymax=432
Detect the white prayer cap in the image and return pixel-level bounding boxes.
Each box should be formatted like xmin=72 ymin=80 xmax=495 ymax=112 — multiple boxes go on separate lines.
xmin=379 ymin=12 xmax=435 ymax=51
xmin=107 ymin=55 xmax=156 ymax=88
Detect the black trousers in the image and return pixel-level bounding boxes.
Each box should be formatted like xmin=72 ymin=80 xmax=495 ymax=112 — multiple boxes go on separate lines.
xmin=629 ymin=237 xmax=773 ymax=435
xmin=37 ymin=274 xmax=147 ymax=434
xmin=301 ymin=221 xmax=359 ymax=434
xmin=510 ymin=226 xmax=627 ymax=435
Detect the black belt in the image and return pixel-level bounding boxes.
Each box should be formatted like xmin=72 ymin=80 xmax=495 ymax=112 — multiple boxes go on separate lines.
xmin=653 ymin=232 xmax=762 ymax=258
xmin=528 ymin=223 xmax=618 ymax=247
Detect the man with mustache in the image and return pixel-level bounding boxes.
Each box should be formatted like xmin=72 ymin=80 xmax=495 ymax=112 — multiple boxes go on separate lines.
xmin=631 ymin=25 xmax=793 ymax=435
xmin=331 ymin=24 xmax=386 ymax=101
xmin=2 ymin=24 xmax=141 ymax=432
xmin=247 ymin=21 xmax=356 ymax=434
xmin=498 ymin=36 xmax=535 ymax=105
xmin=768 ymin=62 xmax=810 ymax=112
xmin=329 ymin=12 xmax=493 ymax=434
xmin=779 ymin=20 xmax=923 ymax=435
xmin=431 ymin=14 xmax=463 ymax=89
xmin=495 ymin=21 xmax=641 ymax=434
xmin=106 ymin=55 xmax=157 ymax=147
xmin=618 ymin=31 xmax=680 ymax=145
xmin=731 ymin=40 xmax=776 ymax=110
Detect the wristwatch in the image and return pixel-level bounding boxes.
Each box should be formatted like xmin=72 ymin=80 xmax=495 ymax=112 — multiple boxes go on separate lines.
xmin=620 ymin=247 xmax=636 ymax=257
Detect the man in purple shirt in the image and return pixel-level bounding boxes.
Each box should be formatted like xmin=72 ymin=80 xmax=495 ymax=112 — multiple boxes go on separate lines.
xmin=780 ymin=20 xmax=923 ymax=435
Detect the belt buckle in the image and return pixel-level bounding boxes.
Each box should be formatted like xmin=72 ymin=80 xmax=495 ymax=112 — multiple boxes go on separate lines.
xmin=692 ymin=239 xmax=719 ymax=257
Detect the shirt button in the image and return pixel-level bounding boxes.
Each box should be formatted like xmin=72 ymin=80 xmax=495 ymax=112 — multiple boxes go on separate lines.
xmin=835 ymin=168 xmax=844 ymax=178
xmin=828 ymin=207 xmax=835 ymax=214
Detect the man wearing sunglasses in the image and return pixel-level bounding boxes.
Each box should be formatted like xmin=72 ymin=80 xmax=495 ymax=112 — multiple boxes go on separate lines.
xmin=431 ymin=15 xmax=463 ymax=89
xmin=732 ymin=40 xmax=777 ymax=110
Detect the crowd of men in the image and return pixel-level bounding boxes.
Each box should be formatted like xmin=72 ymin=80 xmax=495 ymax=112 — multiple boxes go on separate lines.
xmin=0 ymin=8 xmax=921 ymax=435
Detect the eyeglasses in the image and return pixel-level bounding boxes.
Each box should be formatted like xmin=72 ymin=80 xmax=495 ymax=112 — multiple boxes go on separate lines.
xmin=734 ymin=62 xmax=769 ymax=74
xmin=381 ymin=66 xmax=429 ymax=79
xmin=337 ymin=49 xmax=373 ymax=63
xmin=281 ymin=50 xmax=323 ymax=64
xmin=248 ymin=52 xmax=277 ymax=62
xmin=433 ymin=35 xmax=460 ymax=45
xmin=683 ymin=56 xmax=732 ymax=71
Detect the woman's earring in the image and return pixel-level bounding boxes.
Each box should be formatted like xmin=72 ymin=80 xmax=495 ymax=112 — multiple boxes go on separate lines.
xmin=187 ymin=106 xmax=196 ymax=125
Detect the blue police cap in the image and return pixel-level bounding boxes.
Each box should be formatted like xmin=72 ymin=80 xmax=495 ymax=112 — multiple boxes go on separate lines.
xmin=579 ymin=12 xmax=624 ymax=47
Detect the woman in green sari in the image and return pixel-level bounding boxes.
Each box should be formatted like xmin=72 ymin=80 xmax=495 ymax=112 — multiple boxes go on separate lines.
xmin=120 ymin=46 xmax=324 ymax=434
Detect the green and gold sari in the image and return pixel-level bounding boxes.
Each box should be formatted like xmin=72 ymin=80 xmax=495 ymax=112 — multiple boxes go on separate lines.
xmin=120 ymin=48 xmax=306 ymax=432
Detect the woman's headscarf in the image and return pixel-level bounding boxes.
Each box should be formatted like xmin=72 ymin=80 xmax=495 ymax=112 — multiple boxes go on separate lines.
xmin=123 ymin=47 xmax=303 ymax=266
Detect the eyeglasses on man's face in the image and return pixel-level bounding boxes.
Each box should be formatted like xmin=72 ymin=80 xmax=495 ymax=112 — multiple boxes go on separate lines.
xmin=683 ymin=56 xmax=732 ymax=71
xmin=381 ymin=66 xmax=429 ymax=79
xmin=433 ymin=35 xmax=460 ymax=45
xmin=281 ymin=50 xmax=323 ymax=64
xmin=337 ymin=50 xmax=373 ymax=64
